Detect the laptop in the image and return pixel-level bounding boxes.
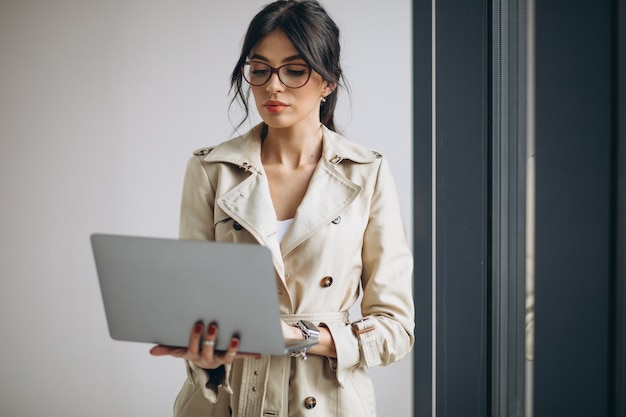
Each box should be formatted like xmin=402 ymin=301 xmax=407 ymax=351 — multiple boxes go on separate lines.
xmin=90 ymin=233 xmax=317 ymax=355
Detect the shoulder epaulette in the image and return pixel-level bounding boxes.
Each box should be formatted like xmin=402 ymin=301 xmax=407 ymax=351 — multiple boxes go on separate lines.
xmin=193 ymin=147 xmax=214 ymax=157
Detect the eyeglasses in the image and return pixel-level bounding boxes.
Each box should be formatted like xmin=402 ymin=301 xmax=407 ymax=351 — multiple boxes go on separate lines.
xmin=242 ymin=61 xmax=312 ymax=89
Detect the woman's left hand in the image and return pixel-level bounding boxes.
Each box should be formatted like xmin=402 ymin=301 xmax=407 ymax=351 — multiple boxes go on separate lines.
xmin=150 ymin=321 xmax=260 ymax=368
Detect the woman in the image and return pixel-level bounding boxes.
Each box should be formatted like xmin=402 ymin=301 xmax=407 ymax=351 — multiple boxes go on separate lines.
xmin=150 ymin=1 xmax=414 ymax=415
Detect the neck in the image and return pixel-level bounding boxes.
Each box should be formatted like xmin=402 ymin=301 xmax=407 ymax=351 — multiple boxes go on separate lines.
xmin=261 ymin=123 xmax=324 ymax=168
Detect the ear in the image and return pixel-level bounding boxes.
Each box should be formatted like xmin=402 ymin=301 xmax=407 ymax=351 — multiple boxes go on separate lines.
xmin=322 ymin=81 xmax=337 ymax=97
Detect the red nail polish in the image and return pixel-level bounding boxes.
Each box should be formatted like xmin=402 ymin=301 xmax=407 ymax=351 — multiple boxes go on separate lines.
xmin=230 ymin=339 xmax=239 ymax=349
xmin=208 ymin=325 xmax=216 ymax=336
xmin=194 ymin=322 xmax=203 ymax=333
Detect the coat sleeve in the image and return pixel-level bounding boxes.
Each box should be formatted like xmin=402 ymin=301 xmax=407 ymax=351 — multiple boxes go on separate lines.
xmin=179 ymin=155 xmax=216 ymax=241
xmin=322 ymin=157 xmax=415 ymax=383
xmin=178 ymin=154 xmax=234 ymax=401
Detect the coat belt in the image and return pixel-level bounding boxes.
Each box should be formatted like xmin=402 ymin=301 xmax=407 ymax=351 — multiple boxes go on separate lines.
xmin=280 ymin=311 xmax=348 ymax=325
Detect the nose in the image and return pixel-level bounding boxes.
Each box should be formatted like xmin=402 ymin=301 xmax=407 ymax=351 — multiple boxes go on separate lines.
xmin=265 ymin=72 xmax=284 ymax=93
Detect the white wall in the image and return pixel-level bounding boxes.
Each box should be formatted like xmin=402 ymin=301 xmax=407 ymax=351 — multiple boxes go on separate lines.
xmin=0 ymin=1 xmax=412 ymax=416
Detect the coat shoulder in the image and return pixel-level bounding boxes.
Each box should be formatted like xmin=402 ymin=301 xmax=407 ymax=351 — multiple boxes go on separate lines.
xmin=324 ymin=129 xmax=383 ymax=164
xmin=193 ymin=147 xmax=215 ymax=157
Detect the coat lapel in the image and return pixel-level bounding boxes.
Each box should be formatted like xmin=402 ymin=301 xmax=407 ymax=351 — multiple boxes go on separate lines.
xmin=203 ymin=126 xmax=285 ymax=279
xmin=280 ymin=127 xmax=376 ymax=256
xmin=217 ymin=172 xmax=289 ymax=287
xmin=217 ymin=172 xmax=279 ymax=250
xmin=279 ymin=160 xmax=362 ymax=256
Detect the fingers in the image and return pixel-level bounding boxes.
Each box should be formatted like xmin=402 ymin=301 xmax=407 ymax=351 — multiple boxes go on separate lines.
xmin=200 ymin=325 xmax=240 ymax=365
xmin=222 ymin=337 xmax=240 ymax=364
xmin=188 ymin=321 xmax=204 ymax=355
xmin=149 ymin=345 xmax=187 ymax=357
xmin=149 ymin=322 xmax=252 ymax=367
xmin=149 ymin=345 xmax=166 ymax=356
xmin=200 ymin=323 xmax=217 ymax=361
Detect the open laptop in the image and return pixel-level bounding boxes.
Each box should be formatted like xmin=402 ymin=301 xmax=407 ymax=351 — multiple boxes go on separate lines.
xmin=90 ymin=233 xmax=317 ymax=355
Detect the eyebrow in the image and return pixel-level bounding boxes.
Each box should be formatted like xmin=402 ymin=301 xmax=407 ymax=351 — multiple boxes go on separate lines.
xmin=248 ymin=54 xmax=304 ymax=63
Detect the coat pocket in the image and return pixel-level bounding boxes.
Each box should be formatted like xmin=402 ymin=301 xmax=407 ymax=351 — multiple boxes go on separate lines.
xmin=340 ymin=369 xmax=377 ymax=417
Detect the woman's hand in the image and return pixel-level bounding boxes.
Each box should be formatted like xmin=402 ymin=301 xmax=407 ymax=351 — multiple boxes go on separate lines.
xmin=149 ymin=322 xmax=260 ymax=369
xmin=281 ymin=320 xmax=338 ymax=359
xmin=281 ymin=320 xmax=304 ymax=340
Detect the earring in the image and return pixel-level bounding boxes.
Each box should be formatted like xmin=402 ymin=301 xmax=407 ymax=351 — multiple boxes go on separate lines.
xmin=321 ymin=96 xmax=327 ymax=103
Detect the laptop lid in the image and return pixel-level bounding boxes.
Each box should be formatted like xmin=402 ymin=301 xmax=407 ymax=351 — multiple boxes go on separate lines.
xmin=90 ymin=233 xmax=316 ymax=355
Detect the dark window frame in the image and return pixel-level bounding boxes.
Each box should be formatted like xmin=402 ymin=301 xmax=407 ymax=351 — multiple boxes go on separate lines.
xmin=412 ymin=1 xmax=626 ymax=416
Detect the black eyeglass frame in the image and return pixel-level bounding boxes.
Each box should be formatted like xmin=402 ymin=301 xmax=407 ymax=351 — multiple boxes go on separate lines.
xmin=242 ymin=61 xmax=313 ymax=89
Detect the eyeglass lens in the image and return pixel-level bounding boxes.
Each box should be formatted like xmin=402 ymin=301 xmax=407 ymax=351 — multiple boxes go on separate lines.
xmin=243 ymin=62 xmax=311 ymax=88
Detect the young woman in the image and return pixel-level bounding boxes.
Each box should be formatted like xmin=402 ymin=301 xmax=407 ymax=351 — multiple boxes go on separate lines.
xmin=150 ymin=1 xmax=414 ymax=415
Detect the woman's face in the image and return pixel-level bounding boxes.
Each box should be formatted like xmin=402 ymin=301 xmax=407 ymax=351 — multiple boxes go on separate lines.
xmin=247 ymin=30 xmax=333 ymax=131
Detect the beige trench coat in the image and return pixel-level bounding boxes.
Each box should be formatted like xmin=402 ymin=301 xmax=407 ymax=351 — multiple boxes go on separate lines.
xmin=173 ymin=124 xmax=414 ymax=417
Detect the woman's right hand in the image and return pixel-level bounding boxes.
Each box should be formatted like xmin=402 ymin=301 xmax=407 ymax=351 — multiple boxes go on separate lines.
xmin=149 ymin=322 xmax=260 ymax=369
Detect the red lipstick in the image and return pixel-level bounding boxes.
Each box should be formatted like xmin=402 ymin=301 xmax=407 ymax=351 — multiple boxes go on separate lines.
xmin=263 ymin=100 xmax=288 ymax=114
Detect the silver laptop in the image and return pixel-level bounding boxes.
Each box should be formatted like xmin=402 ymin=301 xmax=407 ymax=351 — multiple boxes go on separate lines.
xmin=90 ymin=233 xmax=317 ymax=355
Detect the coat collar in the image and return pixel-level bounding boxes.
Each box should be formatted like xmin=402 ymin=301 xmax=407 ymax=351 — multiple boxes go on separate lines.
xmin=201 ymin=123 xmax=378 ymax=169
xmin=203 ymin=124 xmax=377 ymax=281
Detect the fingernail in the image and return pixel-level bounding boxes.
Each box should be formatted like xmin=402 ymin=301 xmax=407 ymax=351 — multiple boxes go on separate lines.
xmin=208 ymin=325 xmax=217 ymax=336
xmin=194 ymin=322 xmax=203 ymax=333
xmin=230 ymin=338 xmax=239 ymax=349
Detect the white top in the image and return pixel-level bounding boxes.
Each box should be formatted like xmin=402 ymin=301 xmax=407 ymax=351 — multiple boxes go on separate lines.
xmin=276 ymin=219 xmax=294 ymax=243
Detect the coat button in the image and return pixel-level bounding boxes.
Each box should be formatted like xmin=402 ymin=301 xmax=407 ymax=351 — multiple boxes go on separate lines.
xmin=321 ymin=276 xmax=333 ymax=287
xmin=233 ymin=221 xmax=243 ymax=230
xmin=303 ymin=396 xmax=317 ymax=409
xmin=331 ymin=216 xmax=341 ymax=224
